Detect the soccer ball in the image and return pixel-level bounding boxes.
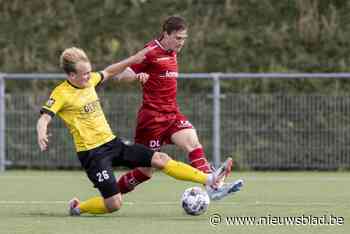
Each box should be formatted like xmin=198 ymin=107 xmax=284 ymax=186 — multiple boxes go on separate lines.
xmin=181 ymin=187 xmax=210 ymax=215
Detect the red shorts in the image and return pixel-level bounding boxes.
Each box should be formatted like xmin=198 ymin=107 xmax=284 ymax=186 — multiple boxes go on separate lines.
xmin=134 ymin=108 xmax=194 ymax=151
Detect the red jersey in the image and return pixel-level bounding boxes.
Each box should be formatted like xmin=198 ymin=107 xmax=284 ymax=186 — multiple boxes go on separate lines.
xmin=130 ymin=40 xmax=179 ymax=113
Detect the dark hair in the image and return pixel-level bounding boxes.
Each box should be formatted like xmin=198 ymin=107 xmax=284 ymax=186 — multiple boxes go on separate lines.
xmin=162 ymin=16 xmax=187 ymax=34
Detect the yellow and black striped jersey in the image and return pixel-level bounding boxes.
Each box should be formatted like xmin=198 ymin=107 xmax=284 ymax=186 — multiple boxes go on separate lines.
xmin=41 ymin=72 xmax=116 ymax=152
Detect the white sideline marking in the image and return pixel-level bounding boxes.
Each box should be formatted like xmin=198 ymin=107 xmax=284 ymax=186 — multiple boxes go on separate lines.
xmin=0 ymin=200 xmax=339 ymax=206
xmin=157 ymin=176 xmax=350 ymax=182
xmin=1 ymin=176 xmax=350 ymax=182
xmin=237 ymin=177 xmax=350 ymax=182
xmin=1 ymin=174 xmax=350 ymax=182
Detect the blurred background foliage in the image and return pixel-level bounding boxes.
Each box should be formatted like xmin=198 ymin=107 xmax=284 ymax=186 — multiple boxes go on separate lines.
xmin=1 ymin=0 xmax=350 ymax=92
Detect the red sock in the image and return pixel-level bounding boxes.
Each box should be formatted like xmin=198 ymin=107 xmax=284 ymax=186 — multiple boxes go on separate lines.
xmin=188 ymin=148 xmax=212 ymax=173
xmin=117 ymin=168 xmax=151 ymax=194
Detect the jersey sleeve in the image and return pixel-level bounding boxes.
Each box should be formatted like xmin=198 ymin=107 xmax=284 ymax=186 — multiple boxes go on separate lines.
xmin=40 ymin=88 xmax=66 ymax=117
xmin=129 ymin=49 xmax=151 ymax=73
xmin=89 ymin=72 xmax=104 ymax=87
xmin=130 ymin=62 xmax=148 ymax=73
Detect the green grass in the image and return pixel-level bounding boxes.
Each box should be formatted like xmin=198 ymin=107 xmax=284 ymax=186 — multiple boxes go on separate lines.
xmin=0 ymin=171 xmax=349 ymax=234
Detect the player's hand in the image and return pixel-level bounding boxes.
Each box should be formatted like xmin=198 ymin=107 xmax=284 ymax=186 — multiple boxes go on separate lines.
xmin=37 ymin=130 xmax=49 ymax=152
xmin=136 ymin=73 xmax=149 ymax=84
xmin=131 ymin=45 xmax=157 ymax=64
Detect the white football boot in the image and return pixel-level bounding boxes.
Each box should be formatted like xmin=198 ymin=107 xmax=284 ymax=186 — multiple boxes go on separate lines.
xmin=68 ymin=197 xmax=81 ymax=216
xmin=205 ymin=157 xmax=243 ymax=200
xmin=212 ymin=157 xmax=233 ymax=188
xmin=207 ymin=179 xmax=244 ymax=201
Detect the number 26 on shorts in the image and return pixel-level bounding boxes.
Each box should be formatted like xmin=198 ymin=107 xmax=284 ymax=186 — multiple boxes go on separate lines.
xmin=96 ymin=170 xmax=110 ymax=182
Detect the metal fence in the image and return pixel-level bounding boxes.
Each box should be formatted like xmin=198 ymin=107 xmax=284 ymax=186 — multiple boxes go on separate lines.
xmin=1 ymin=73 xmax=350 ymax=171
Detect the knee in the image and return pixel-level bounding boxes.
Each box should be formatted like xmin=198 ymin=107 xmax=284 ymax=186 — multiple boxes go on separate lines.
xmin=151 ymin=152 xmax=171 ymax=169
xmin=183 ymin=141 xmax=202 ymax=153
xmin=180 ymin=135 xmax=202 ymax=153
xmin=105 ymin=195 xmax=122 ymax=212
xmin=188 ymin=142 xmax=202 ymax=152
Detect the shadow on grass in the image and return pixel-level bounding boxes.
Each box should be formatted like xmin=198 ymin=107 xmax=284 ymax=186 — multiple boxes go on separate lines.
xmin=20 ymin=211 xmax=208 ymax=221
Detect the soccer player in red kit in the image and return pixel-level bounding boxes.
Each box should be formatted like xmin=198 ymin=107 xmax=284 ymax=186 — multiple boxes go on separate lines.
xmin=116 ymin=16 xmax=235 ymax=194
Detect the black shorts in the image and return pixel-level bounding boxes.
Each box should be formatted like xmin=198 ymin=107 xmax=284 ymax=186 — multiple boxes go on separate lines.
xmin=77 ymin=137 xmax=154 ymax=198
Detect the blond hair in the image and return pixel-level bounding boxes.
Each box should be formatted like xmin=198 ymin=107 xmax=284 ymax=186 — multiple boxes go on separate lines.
xmin=60 ymin=47 xmax=90 ymax=74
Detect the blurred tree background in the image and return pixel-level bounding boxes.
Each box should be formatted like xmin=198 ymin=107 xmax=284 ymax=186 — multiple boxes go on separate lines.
xmin=1 ymin=0 xmax=350 ymax=92
xmin=3 ymin=0 xmax=350 ymax=169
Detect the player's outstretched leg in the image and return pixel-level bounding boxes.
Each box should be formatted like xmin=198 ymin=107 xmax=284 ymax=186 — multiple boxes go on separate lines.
xmin=117 ymin=168 xmax=152 ymax=194
xmin=68 ymin=195 xmax=122 ymax=216
xmin=152 ymin=152 xmax=231 ymax=188
xmin=117 ymin=152 xmax=214 ymax=196
xmin=116 ymin=149 xmax=218 ymax=195
xmin=68 ymin=197 xmax=109 ymax=216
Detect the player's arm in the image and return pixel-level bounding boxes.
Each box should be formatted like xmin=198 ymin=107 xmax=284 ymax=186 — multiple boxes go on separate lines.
xmin=116 ymin=67 xmax=149 ymax=84
xmin=101 ymin=46 xmax=154 ymax=83
xmin=36 ymin=113 xmax=52 ymax=152
xmin=37 ymin=89 xmax=64 ymax=152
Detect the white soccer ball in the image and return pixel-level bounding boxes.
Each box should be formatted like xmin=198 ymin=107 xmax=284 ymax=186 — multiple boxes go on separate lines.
xmin=181 ymin=187 xmax=210 ymax=215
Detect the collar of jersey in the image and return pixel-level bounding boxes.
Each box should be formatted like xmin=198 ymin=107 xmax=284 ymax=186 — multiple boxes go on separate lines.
xmin=155 ymin=39 xmax=173 ymax=54
xmin=66 ymin=80 xmax=84 ymax=89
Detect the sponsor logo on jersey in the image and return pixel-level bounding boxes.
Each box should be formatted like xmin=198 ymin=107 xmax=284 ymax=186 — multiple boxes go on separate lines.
xmin=128 ymin=177 xmax=140 ymax=186
xmin=159 ymin=70 xmax=178 ymax=79
xmin=45 ymin=98 xmax=55 ymax=108
xmin=83 ymin=100 xmax=100 ymax=113
xmin=177 ymin=120 xmax=193 ymax=128
xmin=149 ymin=140 xmax=161 ymax=151
xmin=156 ymin=57 xmax=172 ymax=61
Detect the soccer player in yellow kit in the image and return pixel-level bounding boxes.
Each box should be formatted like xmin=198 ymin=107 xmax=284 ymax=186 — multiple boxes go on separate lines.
xmin=36 ymin=46 xmax=242 ymax=216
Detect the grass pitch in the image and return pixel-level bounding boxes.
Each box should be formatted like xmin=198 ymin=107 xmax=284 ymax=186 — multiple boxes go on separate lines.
xmin=0 ymin=170 xmax=349 ymax=234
